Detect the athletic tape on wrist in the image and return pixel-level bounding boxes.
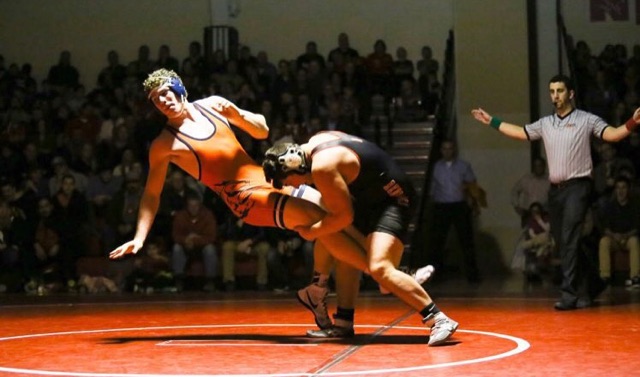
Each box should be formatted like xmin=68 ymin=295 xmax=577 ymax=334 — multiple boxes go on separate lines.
xmin=490 ymin=117 xmax=502 ymax=130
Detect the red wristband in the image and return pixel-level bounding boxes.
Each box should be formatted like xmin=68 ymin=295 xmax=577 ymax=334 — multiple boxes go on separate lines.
xmin=625 ymin=117 xmax=639 ymax=132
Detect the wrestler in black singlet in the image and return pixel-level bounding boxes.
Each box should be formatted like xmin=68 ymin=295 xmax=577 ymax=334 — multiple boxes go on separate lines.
xmin=310 ymin=132 xmax=416 ymax=240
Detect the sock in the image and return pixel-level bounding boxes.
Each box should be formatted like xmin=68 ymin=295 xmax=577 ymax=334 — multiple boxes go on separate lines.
xmin=312 ymin=271 xmax=330 ymax=287
xmin=334 ymin=307 xmax=355 ymax=328
xmin=419 ymin=302 xmax=440 ymax=321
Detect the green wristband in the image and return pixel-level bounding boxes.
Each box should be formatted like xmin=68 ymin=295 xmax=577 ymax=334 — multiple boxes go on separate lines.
xmin=489 ymin=117 xmax=502 ymax=130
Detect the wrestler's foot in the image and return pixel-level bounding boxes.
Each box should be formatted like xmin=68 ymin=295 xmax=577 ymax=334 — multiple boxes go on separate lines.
xmin=306 ymin=319 xmax=354 ymax=338
xmin=379 ymin=265 xmax=436 ymax=295
xmin=297 ymin=283 xmax=332 ymax=329
xmin=424 ymin=312 xmax=458 ymax=346
xmin=412 ymin=265 xmax=435 ymax=285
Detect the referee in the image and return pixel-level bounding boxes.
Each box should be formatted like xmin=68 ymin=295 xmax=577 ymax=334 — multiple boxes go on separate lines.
xmin=472 ymin=74 xmax=640 ymax=310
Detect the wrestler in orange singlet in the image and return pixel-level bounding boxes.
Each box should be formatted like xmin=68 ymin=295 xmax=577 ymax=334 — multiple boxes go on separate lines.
xmin=108 ymin=69 xmax=368 ymax=273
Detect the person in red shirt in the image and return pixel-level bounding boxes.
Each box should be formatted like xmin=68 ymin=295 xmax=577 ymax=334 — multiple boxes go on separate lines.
xmin=171 ymin=194 xmax=218 ymax=292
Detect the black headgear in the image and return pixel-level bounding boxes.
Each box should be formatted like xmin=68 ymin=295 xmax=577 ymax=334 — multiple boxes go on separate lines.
xmin=262 ymin=144 xmax=309 ymax=189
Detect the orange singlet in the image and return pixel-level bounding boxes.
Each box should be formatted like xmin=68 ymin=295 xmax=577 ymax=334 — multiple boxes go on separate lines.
xmin=163 ymin=101 xmax=298 ymax=228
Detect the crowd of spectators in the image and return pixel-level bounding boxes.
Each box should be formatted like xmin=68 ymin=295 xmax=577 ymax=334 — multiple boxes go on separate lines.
xmin=0 ymin=33 xmax=442 ymax=294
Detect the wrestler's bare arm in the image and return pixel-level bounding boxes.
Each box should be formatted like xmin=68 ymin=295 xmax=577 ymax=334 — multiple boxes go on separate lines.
xmin=204 ymin=96 xmax=269 ymax=139
xmin=297 ymin=157 xmax=354 ymax=240
xmin=109 ymin=138 xmax=172 ymax=259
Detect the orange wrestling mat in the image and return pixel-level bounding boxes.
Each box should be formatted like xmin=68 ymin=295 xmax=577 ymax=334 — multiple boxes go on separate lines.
xmin=1 ymin=285 xmax=639 ymax=377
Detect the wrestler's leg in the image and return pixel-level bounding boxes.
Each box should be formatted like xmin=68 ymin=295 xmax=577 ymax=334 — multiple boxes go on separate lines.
xmin=366 ymin=232 xmax=431 ymax=310
xmin=282 ymin=195 xmax=369 ymax=272
xmin=366 ymin=231 xmax=458 ymax=346
xmin=313 ymin=241 xmax=360 ymax=311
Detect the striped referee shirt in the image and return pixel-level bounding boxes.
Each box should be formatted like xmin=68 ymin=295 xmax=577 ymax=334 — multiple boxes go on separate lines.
xmin=524 ymin=109 xmax=608 ymax=184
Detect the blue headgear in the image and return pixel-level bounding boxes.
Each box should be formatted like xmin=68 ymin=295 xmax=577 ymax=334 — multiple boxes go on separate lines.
xmin=167 ymin=77 xmax=188 ymax=100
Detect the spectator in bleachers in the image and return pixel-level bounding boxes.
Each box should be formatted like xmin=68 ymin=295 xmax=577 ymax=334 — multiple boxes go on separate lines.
xmin=392 ymin=46 xmax=415 ymax=95
xmin=97 ymin=105 xmax=125 ymax=145
xmin=127 ymin=238 xmax=173 ymax=293
xmin=0 ymin=142 xmax=26 ymax=183
xmin=70 ymin=142 xmax=99 ymax=176
xmin=47 ymin=50 xmax=80 ymax=91
xmin=112 ymin=147 xmax=141 ymax=178
xmin=97 ymin=50 xmax=127 ymax=90
xmin=510 ymin=157 xmax=550 ymax=227
xmin=364 ymin=39 xmax=393 ymax=97
xmin=106 ymin=171 xmax=143 ymax=250
xmin=583 ymin=69 xmax=619 ymax=121
xmin=0 ymin=199 xmax=30 ymax=292
xmin=154 ymin=44 xmax=180 ymax=73
xmin=213 ymin=59 xmax=246 ymax=98
xmin=592 ymin=142 xmax=635 ymax=197
xmin=24 ymin=197 xmax=63 ymax=293
xmin=154 ymin=169 xmax=200 ymax=242
xmin=1 ymin=177 xmax=38 ymax=226
xmin=272 ymin=59 xmax=294 ymax=105
xmin=206 ymin=48 xmax=227 ymax=77
xmin=24 ymin=166 xmax=49 ymax=199
xmin=596 ymin=176 xmax=640 ymax=289
xmin=130 ymin=44 xmax=155 ymax=82
xmin=48 ymin=155 xmax=88 ymax=194
xmin=50 ymin=174 xmax=91 ymax=290
xmin=255 ymin=51 xmax=278 ymax=98
xmin=617 ymin=131 xmax=640 ymax=176
xmin=220 ymin=216 xmax=271 ymax=292
xmin=267 ymin=228 xmax=313 ymax=293
xmin=63 ymin=102 xmax=101 ymax=147
xmin=182 ymin=41 xmax=206 ymax=82
xmin=171 ymin=193 xmax=219 ymax=292
xmin=297 ymin=41 xmax=326 ymax=71
xmin=327 ymin=32 xmax=360 ymax=74
xmin=416 ymin=45 xmax=439 ymax=80
xmin=87 ymin=163 xmax=124 ymax=252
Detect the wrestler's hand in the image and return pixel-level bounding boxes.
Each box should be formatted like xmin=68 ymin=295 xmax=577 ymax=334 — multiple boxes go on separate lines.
xmin=211 ymin=97 xmax=241 ymax=121
xmin=633 ymin=107 xmax=640 ymax=123
xmin=109 ymin=239 xmax=143 ymax=259
xmin=471 ymin=108 xmax=491 ymax=125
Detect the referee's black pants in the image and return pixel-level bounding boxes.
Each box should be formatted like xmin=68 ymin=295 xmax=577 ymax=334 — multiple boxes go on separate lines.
xmin=428 ymin=201 xmax=479 ymax=281
xmin=548 ymin=178 xmax=593 ymax=304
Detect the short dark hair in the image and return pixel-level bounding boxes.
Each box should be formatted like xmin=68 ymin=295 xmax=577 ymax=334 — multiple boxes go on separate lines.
xmin=549 ymin=74 xmax=574 ymax=92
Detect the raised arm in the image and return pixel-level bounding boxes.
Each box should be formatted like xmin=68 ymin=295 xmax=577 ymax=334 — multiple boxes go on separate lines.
xmin=109 ymin=140 xmax=171 ymax=259
xmin=602 ymin=107 xmax=640 ymax=142
xmin=471 ymin=107 xmax=529 ymax=141
xmin=205 ymin=96 xmax=269 ymax=139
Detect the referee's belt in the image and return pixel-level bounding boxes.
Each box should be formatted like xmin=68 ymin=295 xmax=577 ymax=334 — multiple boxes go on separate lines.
xmin=549 ymin=176 xmax=592 ymax=190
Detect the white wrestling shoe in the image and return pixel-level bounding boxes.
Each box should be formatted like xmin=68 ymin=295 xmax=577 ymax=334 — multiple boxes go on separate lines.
xmin=297 ymin=283 xmax=332 ymax=330
xmin=379 ymin=265 xmax=436 ymax=294
xmin=424 ymin=312 xmax=459 ymax=346
xmin=412 ymin=265 xmax=435 ymax=285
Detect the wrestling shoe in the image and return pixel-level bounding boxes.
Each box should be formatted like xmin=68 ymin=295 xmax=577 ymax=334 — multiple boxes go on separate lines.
xmin=307 ymin=318 xmax=354 ymax=338
xmin=297 ymin=283 xmax=332 ymax=329
xmin=379 ymin=265 xmax=436 ymax=294
xmin=306 ymin=325 xmax=355 ymax=338
xmin=412 ymin=265 xmax=435 ymax=285
xmin=424 ymin=312 xmax=459 ymax=346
